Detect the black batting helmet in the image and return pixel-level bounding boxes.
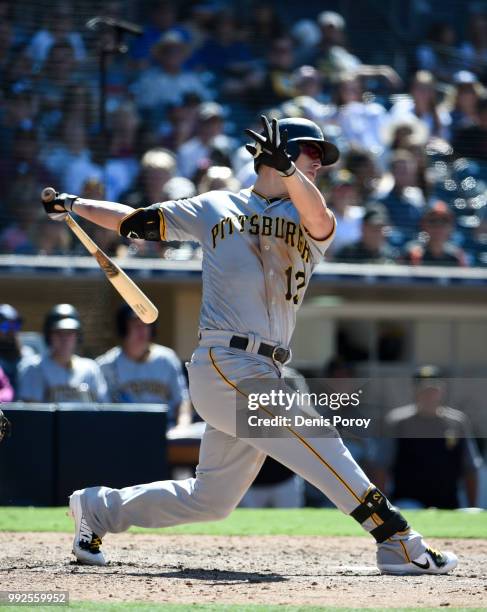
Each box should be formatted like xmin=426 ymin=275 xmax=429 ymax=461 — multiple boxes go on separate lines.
xmin=253 ymin=117 xmax=340 ymax=172
xmin=43 ymin=303 xmax=81 ymax=345
xmin=116 ymin=304 xmax=156 ymax=339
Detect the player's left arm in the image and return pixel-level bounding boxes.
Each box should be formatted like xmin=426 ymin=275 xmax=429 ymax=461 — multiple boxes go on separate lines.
xmin=245 ymin=115 xmax=334 ymax=240
xmin=281 ymin=170 xmax=334 ymax=240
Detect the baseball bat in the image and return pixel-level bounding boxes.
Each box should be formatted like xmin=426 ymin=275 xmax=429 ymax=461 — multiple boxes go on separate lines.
xmin=41 ymin=187 xmax=158 ymax=324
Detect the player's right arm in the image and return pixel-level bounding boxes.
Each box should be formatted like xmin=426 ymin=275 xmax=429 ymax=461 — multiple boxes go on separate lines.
xmin=42 ymin=191 xmax=205 ymax=242
xmin=42 ymin=192 xmax=134 ymax=231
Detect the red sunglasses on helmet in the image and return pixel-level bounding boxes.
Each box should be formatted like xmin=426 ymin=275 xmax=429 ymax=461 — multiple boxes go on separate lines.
xmin=299 ymin=142 xmax=323 ymax=163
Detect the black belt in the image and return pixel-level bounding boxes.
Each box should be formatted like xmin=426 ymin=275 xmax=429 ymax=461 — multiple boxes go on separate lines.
xmin=229 ymin=335 xmax=290 ymax=364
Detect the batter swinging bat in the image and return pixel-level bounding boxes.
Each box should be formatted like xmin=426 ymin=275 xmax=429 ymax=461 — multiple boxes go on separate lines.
xmin=41 ymin=187 xmax=159 ymax=324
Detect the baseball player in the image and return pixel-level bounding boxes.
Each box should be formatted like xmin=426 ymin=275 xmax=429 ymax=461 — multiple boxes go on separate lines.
xmin=42 ymin=116 xmax=457 ymax=575
xmin=97 ymin=304 xmax=192 ymax=427
xmin=18 ymin=304 xmax=107 ymax=403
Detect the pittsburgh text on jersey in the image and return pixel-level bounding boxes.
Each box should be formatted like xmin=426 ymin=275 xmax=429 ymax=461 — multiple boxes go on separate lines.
xmin=210 ymin=214 xmax=313 ymax=263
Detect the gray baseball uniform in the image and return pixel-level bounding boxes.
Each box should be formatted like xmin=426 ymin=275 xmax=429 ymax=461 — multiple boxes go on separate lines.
xmin=18 ymin=354 xmax=108 ymax=403
xmin=96 ymin=344 xmax=189 ymax=425
xmin=80 ymin=188 xmax=426 ymax=564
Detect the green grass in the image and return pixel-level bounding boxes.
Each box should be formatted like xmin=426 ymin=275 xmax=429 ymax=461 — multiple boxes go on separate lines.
xmin=1 ymin=607 xmax=485 ymax=612
xmin=0 ymin=507 xmax=485 ymax=539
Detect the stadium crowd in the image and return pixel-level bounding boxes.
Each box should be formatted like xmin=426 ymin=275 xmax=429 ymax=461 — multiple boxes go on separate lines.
xmin=1 ymin=0 xmax=487 ymax=265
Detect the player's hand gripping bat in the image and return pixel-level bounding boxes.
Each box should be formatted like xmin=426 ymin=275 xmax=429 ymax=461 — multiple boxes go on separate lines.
xmin=41 ymin=187 xmax=158 ymax=324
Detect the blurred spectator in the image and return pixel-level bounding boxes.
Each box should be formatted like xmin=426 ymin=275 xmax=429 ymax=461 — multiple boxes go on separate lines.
xmin=402 ymin=201 xmax=467 ymax=266
xmin=130 ymin=0 xmax=190 ymax=70
xmin=0 ymin=174 xmax=44 ymax=254
xmin=105 ymin=102 xmax=141 ymax=201
xmin=35 ymin=41 xmax=90 ymax=133
xmin=18 ymin=304 xmax=107 ymax=403
xmin=237 ymin=36 xmax=297 ymax=109
xmin=197 ymin=165 xmax=240 ymax=193
xmin=0 ymin=304 xmax=35 ymax=395
xmin=89 ymin=26 xmax=132 ymax=114
xmin=308 ymin=11 xmax=361 ymax=80
xmin=186 ymin=9 xmax=254 ymax=82
xmin=97 ymin=305 xmax=192 ymax=428
xmin=40 ymin=117 xmax=95 ymax=193
xmin=330 ymin=74 xmax=388 ymax=155
xmin=182 ymin=3 xmax=216 ymax=50
xmin=124 ymin=147 xmax=176 ymax=208
xmin=343 ymin=148 xmax=384 ymax=201
xmin=306 ymin=11 xmax=401 ymax=88
xmin=415 ymin=22 xmax=461 ymax=84
xmin=0 ymin=364 xmax=14 ymax=403
xmin=132 ymin=30 xmax=209 ymax=123
xmin=291 ymin=20 xmax=321 ymax=66
xmin=157 ymin=93 xmax=201 ymax=151
xmin=161 ymin=176 xmax=196 ymax=201
xmin=61 ymin=84 xmax=97 ymax=137
xmin=177 ymin=102 xmax=236 ymax=179
xmin=458 ymin=12 xmax=487 ymax=80
xmin=376 ymin=366 xmax=482 ymax=509
xmin=2 ymin=49 xmax=35 ymax=94
xmin=233 ymin=144 xmax=256 ymax=188
xmin=379 ymin=149 xmax=426 ymax=243
xmin=326 ymin=171 xmax=363 ymax=255
xmin=335 ymin=204 xmax=397 ymax=263
xmin=382 ymin=115 xmax=429 ymax=153
xmin=389 ymin=71 xmax=451 ymax=140
xmin=245 ymin=1 xmax=283 ymax=57
xmin=448 ymin=71 xmax=484 ymax=133
xmin=452 ymin=96 xmax=487 ymax=161
xmin=33 ymin=216 xmax=71 ymax=255
xmin=290 ymin=65 xmax=323 ymax=100
xmin=26 ymin=3 xmax=86 ymax=68
xmin=0 ymin=19 xmax=15 ymax=82
xmin=0 ymin=88 xmax=38 ymax=158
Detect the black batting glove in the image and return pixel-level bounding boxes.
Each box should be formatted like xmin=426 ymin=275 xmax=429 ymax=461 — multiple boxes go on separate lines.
xmin=245 ymin=115 xmax=296 ymax=177
xmin=42 ymin=192 xmax=79 ymax=222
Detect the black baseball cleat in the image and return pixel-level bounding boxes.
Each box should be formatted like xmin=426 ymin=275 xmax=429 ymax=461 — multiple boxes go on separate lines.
xmin=378 ymin=546 xmax=458 ymax=575
xmin=69 ymin=490 xmax=106 ymax=566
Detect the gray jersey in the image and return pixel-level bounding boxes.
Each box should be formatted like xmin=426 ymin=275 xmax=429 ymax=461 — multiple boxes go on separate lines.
xmin=18 ymin=354 xmax=108 ymax=403
xmin=152 ymin=188 xmax=335 ymax=346
xmin=96 ymin=344 xmax=189 ymax=423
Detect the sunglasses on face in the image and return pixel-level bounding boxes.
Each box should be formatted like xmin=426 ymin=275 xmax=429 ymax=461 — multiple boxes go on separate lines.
xmin=0 ymin=320 xmax=21 ymax=333
xmin=299 ymin=143 xmax=323 ymax=163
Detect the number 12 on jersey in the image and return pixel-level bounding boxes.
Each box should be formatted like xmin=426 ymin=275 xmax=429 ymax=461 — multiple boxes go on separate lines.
xmin=285 ymin=266 xmax=306 ymax=305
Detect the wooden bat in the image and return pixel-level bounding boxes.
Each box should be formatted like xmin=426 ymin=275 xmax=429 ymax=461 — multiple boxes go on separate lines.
xmin=41 ymin=187 xmax=159 ymax=324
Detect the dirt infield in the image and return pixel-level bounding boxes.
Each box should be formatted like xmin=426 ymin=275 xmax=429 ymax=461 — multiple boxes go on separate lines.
xmin=0 ymin=533 xmax=486 ymax=607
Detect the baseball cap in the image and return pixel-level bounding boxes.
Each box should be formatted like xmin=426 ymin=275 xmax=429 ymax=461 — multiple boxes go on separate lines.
xmin=154 ymin=30 xmax=187 ymax=51
xmin=198 ymin=102 xmax=224 ymax=122
xmin=453 ymin=70 xmax=478 ymax=85
xmin=414 ymin=365 xmax=445 ymax=390
xmin=363 ymin=203 xmax=390 ymax=226
xmin=318 ymin=11 xmax=345 ymax=29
